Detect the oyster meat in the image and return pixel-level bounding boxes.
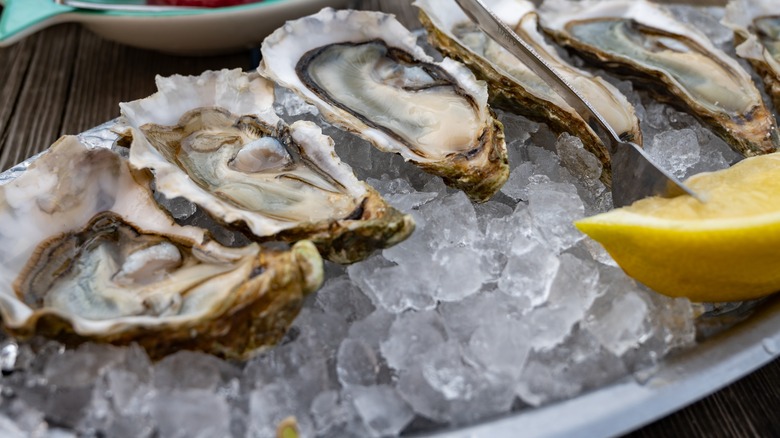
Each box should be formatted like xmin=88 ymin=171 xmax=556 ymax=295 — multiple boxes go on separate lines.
xmin=259 ymin=8 xmax=509 ymax=203
xmin=0 ymin=136 xmax=323 ymax=359
xmin=540 ymin=0 xmax=780 ymax=157
xmin=121 ymin=69 xmax=413 ymax=264
xmin=415 ymin=0 xmax=642 ymax=186
xmin=723 ymin=0 xmax=780 ymax=110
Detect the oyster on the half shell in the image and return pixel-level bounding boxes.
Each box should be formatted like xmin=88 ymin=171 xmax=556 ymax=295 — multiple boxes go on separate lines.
xmin=723 ymin=0 xmax=780 ymax=110
xmin=121 ymin=69 xmax=413 ymax=264
xmin=259 ymin=8 xmax=509 ymax=203
xmin=540 ymin=0 xmax=779 ymax=157
xmin=0 ymin=136 xmax=323 ymax=360
xmin=415 ymin=0 xmax=642 ymax=187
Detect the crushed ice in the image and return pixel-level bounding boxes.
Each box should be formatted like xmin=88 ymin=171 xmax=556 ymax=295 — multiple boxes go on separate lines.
xmin=0 ymin=5 xmax=758 ymax=437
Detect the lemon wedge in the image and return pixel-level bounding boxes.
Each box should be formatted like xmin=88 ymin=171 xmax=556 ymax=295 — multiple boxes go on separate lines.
xmin=575 ymin=152 xmax=780 ymax=302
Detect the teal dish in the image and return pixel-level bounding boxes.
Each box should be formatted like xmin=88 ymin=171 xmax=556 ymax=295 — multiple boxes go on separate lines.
xmin=0 ymin=0 xmax=349 ymax=54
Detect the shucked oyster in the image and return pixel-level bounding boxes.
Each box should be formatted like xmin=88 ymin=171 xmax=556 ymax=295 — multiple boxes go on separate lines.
xmin=0 ymin=136 xmax=323 ymax=359
xmin=416 ymin=0 xmax=642 ymax=187
xmin=121 ymin=69 xmax=413 ymax=264
xmin=259 ymin=8 xmax=509 ymax=203
xmin=723 ymin=0 xmax=780 ymax=110
xmin=540 ymin=0 xmax=780 ymax=157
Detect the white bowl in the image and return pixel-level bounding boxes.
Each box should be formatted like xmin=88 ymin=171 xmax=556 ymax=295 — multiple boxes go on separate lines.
xmin=0 ymin=0 xmax=351 ymax=54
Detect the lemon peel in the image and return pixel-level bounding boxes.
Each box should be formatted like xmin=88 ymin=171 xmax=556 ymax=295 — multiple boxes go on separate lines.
xmin=575 ymin=152 xmax=780 ymax=302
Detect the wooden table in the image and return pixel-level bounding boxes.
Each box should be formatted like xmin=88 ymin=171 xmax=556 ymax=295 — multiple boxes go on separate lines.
xmin=0 ymin=1 xmax=779 ymax=436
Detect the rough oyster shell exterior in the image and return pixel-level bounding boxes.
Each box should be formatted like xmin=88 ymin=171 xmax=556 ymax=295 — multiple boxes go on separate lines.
xmin=259 ymin=9 xmax=509 ymax=203
xmin=723 ymin=0 xmax=780 ymax=111
xmin=0 ymin=136 xmax=323 ymax=360
xmin=540 ymin=0 xmax=779 ymax=158
xmin=121 ymin=69 xmax=414 ymax=264
xmin=416 ymin=0 xmax=643 ymax=187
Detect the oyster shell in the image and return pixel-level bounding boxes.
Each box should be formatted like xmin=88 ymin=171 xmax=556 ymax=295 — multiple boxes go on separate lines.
xmin=723 ymin=0 xmax=780 ymax=110
xmin=121 ymin=69 xmax=414 ymax=264
xmin=0 ymin=136 xmax=323 ymax=360
xmin=415 ymin=0 xmax=642 ymax=186
xmin=258 ymin=8 xmax=509 ymax=203
xmin=540 ymin=0 xmax=780 ymax=157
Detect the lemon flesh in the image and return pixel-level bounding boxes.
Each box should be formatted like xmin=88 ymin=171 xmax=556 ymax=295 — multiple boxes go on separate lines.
xmin=575 ymin=152 xmax=780 ymax=302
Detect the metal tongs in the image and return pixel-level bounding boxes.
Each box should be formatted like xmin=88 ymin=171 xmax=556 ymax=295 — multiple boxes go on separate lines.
xmin=454 ymin=0 xmax=701 ymax=207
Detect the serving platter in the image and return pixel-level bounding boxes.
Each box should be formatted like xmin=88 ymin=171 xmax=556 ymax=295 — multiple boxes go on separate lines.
xmin=425 ymin=295 xmax=780 ymax=437
xmin=0 ymin=0 xmax=779 ymax=436
xmin=2 ymin=108 xmax=777 ymax=438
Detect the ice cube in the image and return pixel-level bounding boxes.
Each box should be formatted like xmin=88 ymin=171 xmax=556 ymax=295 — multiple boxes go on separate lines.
xmin=310 ymin=390 xmax=368 ymax=438
xmin=473 ymin=201 xmax=514 ymax=234
xmin=365 ymin=176 xmax=438 ymax=212
xmin=43 ymin=343 xmax=125 ymax=388
xmin=526 ymin=254 xmax=600 ymax=350
xmin=516 ymin=328 xmax=626 ymax=406
xmin=236 ymin=309 xmax=345 ymax=413
xmin=154 ymin=351 xmax=224 ymax=392
xmin=3 ymin=399 xmax=47 ymax=437
xmin=0 ymin=414 xmax=25 ymax=438
xmin=498 ymin=234 xmax=560 ymax=306
xmin=646 ymin=128 xmax=701 ymax=179
xmin=419 ymin=192 xmax=480 ymax=248
xmin=584 ymin=289 xmax=652 ymax=357
xmin=350 ymin=385 xmax=414 ymax=437
xmin=555 ymin=133 xmax=602 ymax=184
xmin=315 ymin=276 xmax=375 ymax=323
xmin=498 ymin=110 xmax=539 ymax=156
xmin=500 ymin=161 xmax=534 ymax=201
xmin=527 ymin=182 xmax=585 ymax=252
xmin=482 ymin=205 xmax=533 ymax=254
xmin=439 ymin=290 xmax=530 ymax=343
xmin=399 ymin=341 xmax=515 ymax=425
xmin=433 ymin=245 xmax=489 ymax=302
xmin=347 ymin=309 xmax=396 ymax=351
xmin=348 ymin=255 xmax=437 ymax=313
xmin=153 ymin=389 xmax=231 ymax=438
xmin=337 ymin=338 xmax=381 ymax=388
xmin=555 ymin=133 xmax=608 ymax=211
xmin=381 ymin=310 xmax=450 ymax=371
xmin=248 ymin=383 xmax=313 ymax=438
xmin=467 ymin=318 xmax=531 ymax=380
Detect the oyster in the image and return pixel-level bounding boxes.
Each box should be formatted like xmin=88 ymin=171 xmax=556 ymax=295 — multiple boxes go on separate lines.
xmin=121 ymin=69 xmax=414 ymax=264
xmin=258 ymin=8 xmax=509 ymax=203
xmin=723 ymin=0 xmax=780 ymax=110
xmin=0 ymin=136 xmax=323 ymax=360
xmin=416 ymin=0 xmax=642 ymax=186
xmin=540 ymin=0 xmax=780 ymax=157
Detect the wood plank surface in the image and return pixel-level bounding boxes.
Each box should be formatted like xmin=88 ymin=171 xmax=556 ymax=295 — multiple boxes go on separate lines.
xmin=0 ymin=23 xmax=249 ymax=171
xmin=0 ymin=1 xmax=778 ymax=437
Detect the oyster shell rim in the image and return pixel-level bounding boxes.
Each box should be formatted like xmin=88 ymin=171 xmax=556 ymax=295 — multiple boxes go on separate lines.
xmin=414 ymin=0 xmax=646 ymax=188
xmin=258 ymin=8 xmax=510 ymax=203
xmin=0 ymin=135 xmax=324 ymax=360
xmin=120 ymin=68 xmax=415 ymax=263
xmin=722 ymin=0 xmax=780 ymax=112
xmin=539 ymin=0 xmax=780 ymax=158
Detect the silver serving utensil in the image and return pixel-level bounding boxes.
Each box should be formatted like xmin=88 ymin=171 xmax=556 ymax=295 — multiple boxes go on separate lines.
xmin=454 ymin=0 xmax=702 ymax=207
xmin=53 ymin=0 xmax=204 ymax=12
